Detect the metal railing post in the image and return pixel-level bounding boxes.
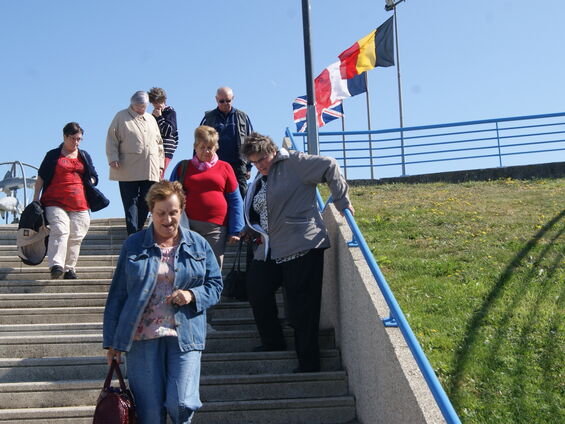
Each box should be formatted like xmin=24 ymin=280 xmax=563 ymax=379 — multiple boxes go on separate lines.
xmin=495 ymin=121 xmax=503 ymax=167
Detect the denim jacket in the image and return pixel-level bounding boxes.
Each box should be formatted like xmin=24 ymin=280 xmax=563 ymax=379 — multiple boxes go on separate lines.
xmin=103 ymin=224 xmax=222 ymax=352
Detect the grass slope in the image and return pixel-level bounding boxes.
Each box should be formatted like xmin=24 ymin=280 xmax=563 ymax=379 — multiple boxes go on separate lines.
xmin=339 ymin=177 xmax=564 ymax=424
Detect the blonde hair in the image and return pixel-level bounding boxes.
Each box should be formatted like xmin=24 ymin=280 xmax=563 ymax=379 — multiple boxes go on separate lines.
xmin=146 ymin=180 xmax=186 ymax=212
xmin=194 ymin=125 xmax=219 ymax=151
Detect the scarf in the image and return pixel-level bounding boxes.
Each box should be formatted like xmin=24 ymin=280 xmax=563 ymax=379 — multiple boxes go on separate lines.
xmin=191 ymin=154 xmax=218 ymax=172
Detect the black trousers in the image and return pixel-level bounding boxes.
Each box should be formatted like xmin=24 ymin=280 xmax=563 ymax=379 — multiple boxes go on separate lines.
xmin=228 ymin=161 xmax=249 ymax=199
xmin=118 ymin=180 xmax=155 ymax=235
xmin=246 ymin=249 xmax=325 ymax=371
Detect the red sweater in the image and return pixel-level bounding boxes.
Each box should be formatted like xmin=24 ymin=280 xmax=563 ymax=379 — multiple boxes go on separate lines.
xmin=181 ymin=160 xmax=238 ymax=226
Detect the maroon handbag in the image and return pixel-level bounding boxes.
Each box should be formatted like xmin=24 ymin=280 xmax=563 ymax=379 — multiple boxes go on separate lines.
xmin=93 ymin=359 xmax=136 ymax=424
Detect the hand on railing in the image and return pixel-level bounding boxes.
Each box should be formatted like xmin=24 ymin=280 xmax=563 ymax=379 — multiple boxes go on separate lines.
xmin=340 ymin=205 xmax=355 ymax=217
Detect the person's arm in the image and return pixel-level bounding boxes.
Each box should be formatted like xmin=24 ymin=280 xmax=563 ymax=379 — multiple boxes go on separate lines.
xmin=156 ymin=108 xmax=177 ymax=139
xmin=33 ymin=176 xmax=43 ymax=202
xmin=224 ymin=164 xmax=244 ymax=238
xmin=294 ymin=152 xmax=353 ymax=213
xmin=225 ymin=188 xmax=244 ymax=240
xmin=102 ymin=243 xmax=129 ymax=355
xmin=168 ymin=161 xmax=181 ymax=182
xmin=106 ymin=114 xmax=121 ymax=168
xmin=181 ymin=238 xmax=223 ymax=313
xmin=82 ymin=151 xmax=99 ymax=186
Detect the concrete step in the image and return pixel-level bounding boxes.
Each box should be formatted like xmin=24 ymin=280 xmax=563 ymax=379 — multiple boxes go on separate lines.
xmin=0 ymin=279 xmax=111 ymax=294
xmin=0 ymin=371 xmax=349 ymax=408
xmin=0 ymin=245 xmax=122 ymax=257
xmin=0 ymin=307 xmax=104 ymax=325
xmin=0 ymin=396 xmax=356 ymax=424
xmin=0 ymin=268 xmax=114 ymax=281
xmin=0 ymin=316 xmax=267 ymax=335
xmin=0 ymin=292 xmax=109 ymax=308
xmin=0 ymin=300 xmax=276 ymax=324
xmin=0 ymin=329 xmax=335 ymax=358
xmin=0 ymin=350 xmax=342 ymax=383
xmin=0 ymin=255 xmax=119 ymax=268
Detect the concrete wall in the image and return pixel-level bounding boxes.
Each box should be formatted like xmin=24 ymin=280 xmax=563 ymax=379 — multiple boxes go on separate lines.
xmin=320 ymin=206 xmax=446 ymax=424
xmin=350 ymin=161 xmax=565 ymax=186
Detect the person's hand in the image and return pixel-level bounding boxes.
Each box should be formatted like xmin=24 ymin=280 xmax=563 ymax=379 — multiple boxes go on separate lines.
xmin=227 ymin=235 xmax=240 ymax=244
xmin=340 ymin=205 xmax=355 ymax=217
xmin=107 ymin=347 xmax=122 ymax=365
xmin=240 ymin=230 xmax=253 ymax=243
xmin=109 ymin=161 xmax=120 ymax=169
xmin=152 ymin=101 xmax=165 ymax=117
xmin=166 ymin=289 xmax=194 ymax=306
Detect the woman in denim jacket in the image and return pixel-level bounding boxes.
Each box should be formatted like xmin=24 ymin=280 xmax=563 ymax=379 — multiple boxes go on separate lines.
xmin=103 ymin=180 xmax=222 ymax=424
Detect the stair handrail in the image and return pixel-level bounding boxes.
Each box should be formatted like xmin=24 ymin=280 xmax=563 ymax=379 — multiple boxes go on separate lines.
xmin=286 ymin=128 xmax=462 ymax=424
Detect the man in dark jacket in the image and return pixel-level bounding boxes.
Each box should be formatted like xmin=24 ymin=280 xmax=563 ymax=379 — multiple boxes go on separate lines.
xmin=200 ymin=86 xmax=253 ymax=198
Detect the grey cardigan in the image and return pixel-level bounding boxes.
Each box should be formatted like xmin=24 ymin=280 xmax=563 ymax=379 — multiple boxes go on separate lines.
xmin=244 ymin=148 xmax=351 ymax=261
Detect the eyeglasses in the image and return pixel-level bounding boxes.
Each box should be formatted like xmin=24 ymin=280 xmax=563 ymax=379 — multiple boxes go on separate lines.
xmin=249 ymin=155 xmax=270 ymax=165
xmin=218 ymin=98 xmax=232 ymax=104
xmin=66 ymin=135 xmax=83 ymax=142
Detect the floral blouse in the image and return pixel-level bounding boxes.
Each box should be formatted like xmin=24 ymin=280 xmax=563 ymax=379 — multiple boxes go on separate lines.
xmin=252 ymin=176 xmax=308 ymax=264
xmin=134 ymin=245 xmax=178 ymax=340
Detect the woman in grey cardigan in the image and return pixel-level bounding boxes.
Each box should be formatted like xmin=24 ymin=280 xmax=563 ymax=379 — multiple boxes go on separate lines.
xmin=241 ymin=132 xmax=354 ymax=373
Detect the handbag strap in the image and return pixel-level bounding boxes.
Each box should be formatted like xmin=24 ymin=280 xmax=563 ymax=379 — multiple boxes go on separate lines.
xmin=103 ymin=359 xmax=128 ymax=392
xmin=234 ymin=239 xmax=244 ymax=272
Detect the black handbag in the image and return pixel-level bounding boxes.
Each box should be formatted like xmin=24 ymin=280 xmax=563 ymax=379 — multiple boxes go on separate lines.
xmin=93 ymin=359 xmax=136 ymax=424
xmin=223 ymin=239 xmax=247 ymax=301
xmin=85 ymin=183 xmax=110 ymax=212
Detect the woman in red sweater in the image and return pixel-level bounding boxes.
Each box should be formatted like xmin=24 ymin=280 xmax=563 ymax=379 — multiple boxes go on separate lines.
xmin=169 ymin=125 xmax=244 ymax=268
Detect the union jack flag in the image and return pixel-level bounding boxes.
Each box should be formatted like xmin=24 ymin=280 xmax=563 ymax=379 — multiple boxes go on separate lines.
xmin=293 ymin=96 xmax=344 ymax=133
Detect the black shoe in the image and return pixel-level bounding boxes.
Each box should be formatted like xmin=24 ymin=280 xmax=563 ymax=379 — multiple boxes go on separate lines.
xmin=50 ymin=266 xmax=64 ymax=279
xmin=252 ymin=345 xmax=286 ymax=352
xmin=63 ymin=270 xmax=78 ymax=280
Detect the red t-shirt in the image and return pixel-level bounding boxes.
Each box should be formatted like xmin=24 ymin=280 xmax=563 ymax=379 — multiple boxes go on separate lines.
xmin=182 ymin=160 xmax=238 ymax=226
xmin=41 ymin=155 xmax=89 ymax=211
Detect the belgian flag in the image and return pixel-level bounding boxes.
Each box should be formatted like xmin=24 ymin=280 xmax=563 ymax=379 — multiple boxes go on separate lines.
xmin=338 ymin=16 xmax=395 ymax=79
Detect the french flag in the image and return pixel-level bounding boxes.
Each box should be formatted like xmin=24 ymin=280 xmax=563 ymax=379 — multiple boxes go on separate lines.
xmin=293 ymin=62 xmax=366 ymax=132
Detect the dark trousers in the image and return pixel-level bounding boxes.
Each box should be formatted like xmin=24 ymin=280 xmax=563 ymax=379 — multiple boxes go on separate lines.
xmin=246 ymin=249 xmax=325 ymax=371
xmin=118 ymin=180 xmax=155 ymax=235
xmin=229 ymin=161 xmax=248 ymax=199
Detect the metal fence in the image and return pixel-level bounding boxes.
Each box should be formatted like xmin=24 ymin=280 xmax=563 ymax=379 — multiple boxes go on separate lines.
xmin=288 ymin=112 xmax=565 ymax=180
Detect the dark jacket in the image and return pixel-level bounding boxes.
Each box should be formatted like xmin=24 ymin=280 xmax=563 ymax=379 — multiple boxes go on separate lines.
xmin=200 ymin=107 xmax=253 ymax=169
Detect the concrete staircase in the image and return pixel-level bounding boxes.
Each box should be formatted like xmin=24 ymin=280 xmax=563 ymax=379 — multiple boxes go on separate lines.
xmin=0 ymin=218 xmax=357 ymax=423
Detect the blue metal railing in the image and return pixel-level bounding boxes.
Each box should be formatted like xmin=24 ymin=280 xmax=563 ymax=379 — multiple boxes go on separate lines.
xmin=288 ymin=112 xmax=565 ymax=179
xmin=286 ymin=132 xmax=462 ymax=424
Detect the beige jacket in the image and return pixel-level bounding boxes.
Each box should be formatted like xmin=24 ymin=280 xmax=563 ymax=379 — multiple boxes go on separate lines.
xmin=106 ymin=107 xmax=164 ymax=182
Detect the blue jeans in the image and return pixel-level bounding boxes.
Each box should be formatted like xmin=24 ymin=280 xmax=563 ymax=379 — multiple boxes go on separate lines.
xmin=126 ymin=337 xmax=202 ymax=424
xmin=118 ymin=180 xmax=154 ymax=235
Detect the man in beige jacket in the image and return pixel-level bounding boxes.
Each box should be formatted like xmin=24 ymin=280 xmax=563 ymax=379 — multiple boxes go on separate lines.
xmin=106 ymin=91 xmax=164 ymax=235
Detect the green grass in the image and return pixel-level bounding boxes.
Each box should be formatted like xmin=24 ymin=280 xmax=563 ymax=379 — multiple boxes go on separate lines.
xmin=324 ymin=177 xmax=565 ymax=424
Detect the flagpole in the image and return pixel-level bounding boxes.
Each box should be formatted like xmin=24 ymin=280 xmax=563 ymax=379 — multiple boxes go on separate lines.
xmin=301 ymin=0 xmax=319 ymax=155
xmin=341 ymin=105 xmax=347 ymax=179
xmin=387 ymin=0 xmax=406 ymax=175
xmin=364 ymin=72 xmax=374 ymax=179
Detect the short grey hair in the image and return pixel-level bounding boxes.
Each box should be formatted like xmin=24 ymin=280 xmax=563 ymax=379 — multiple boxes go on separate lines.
xmin=130 ymin=90 xmax=149 ymax=105
xmin=241 ymin=132 xmax=278 ymax=158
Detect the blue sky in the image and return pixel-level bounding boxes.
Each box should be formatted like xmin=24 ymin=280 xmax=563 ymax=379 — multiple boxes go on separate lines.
xmin=1 ymin=0 xmax=564 ymax=219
